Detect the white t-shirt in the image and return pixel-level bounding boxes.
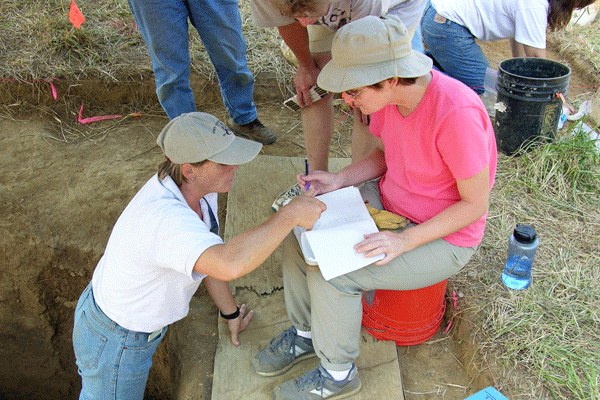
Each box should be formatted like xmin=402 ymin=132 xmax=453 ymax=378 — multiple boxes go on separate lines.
xmin=432 ymin=0 xmax=548 ymax=48
xmin=92 ymin=174 xmax=223 ymax=333
xmin=251 ymin=0 xmax=426 ymax=31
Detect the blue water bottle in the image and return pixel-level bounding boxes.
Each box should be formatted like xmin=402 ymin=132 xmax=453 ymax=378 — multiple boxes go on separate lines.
xmin=502 ymin=224 xmax=539 ymax=290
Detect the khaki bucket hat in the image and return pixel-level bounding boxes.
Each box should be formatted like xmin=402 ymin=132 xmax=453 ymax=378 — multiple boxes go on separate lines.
xmin=317 ymin=15 xmax=433 ymax=93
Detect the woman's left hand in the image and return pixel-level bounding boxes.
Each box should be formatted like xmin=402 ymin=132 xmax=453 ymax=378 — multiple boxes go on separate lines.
xmin=225 ymin=304 xmax=254 ymax=346
xmin=354 ymin=230 xmax=414 ymax=265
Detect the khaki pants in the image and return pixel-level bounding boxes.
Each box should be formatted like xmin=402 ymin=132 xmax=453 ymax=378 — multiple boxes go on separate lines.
xmin=282 ymin=180 xmax=477 ymax=371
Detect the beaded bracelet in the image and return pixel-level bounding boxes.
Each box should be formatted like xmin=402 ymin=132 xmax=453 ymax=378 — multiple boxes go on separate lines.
xmin=220 ymin=306 xmax=240 ymax=320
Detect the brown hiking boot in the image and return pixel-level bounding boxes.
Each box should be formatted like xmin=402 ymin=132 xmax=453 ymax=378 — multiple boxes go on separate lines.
xmin=228 ymin=118 xmax=277 ymax=145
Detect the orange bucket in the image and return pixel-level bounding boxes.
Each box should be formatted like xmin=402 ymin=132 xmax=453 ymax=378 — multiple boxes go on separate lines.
xmin=361 ymin=280 xmax=447 ymax=346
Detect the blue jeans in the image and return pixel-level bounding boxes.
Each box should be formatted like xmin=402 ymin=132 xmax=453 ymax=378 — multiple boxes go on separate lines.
xmin=127 ymin=0 xmax=257 ymax=124
xmin=411 ymin=24 xmax=425 ymax=54
xmin=72 ymin=283 xmax=167 ymax=400
xmin=420 ymin=3 xmax=488 ymax=94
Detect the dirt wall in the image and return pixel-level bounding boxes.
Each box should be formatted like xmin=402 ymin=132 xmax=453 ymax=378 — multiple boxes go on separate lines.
xmin=0 ymin=236 xmax=86 ymax=399
xmin=0 ymin=110 xmax=167 ymax=398
xmin=0 ymin=70 xmax=285 ymax=396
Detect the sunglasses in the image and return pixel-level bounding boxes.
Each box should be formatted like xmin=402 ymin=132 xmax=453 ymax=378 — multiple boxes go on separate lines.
xmin=343 ymin=87 xmax=368 ymax=99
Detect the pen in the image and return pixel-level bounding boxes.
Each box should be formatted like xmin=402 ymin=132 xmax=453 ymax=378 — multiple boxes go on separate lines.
xmin=304 ymin=158 xmax=310 ymax=191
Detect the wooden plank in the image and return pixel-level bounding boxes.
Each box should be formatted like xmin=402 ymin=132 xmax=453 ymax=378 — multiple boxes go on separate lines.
xmin=223 ymin=156 xmax=351 ymax=295
xmin=212 ymin=155 xmax=404 ymax=399
xmin=212 ymin=290 xmax=404 ymax=400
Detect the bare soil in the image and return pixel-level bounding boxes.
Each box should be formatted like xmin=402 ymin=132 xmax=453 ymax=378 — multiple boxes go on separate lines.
xmin=0 ymin=38 xmax=597 ymax=400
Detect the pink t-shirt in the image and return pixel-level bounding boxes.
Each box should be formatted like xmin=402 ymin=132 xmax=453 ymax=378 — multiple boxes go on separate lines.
xmin=370 ymin=70 xmax=497 ymax=247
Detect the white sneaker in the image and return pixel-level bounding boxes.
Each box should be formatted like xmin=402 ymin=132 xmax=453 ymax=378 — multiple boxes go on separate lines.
xmin=273 ymin=364 xmax=362 ymax=399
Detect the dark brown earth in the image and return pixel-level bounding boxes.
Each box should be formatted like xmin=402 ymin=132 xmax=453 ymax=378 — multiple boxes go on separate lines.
xmin=0 ymin=38 xmax=597 ymax=400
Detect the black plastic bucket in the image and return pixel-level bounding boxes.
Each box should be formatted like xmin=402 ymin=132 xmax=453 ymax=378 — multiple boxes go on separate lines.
xmin=494 ymin=58 xmax=571 ymax=155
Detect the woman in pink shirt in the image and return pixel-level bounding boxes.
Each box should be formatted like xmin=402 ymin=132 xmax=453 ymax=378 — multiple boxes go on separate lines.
xmin=310 ymin=14 xmax=497 ymax=264
xmin=251 ymin=15 xmax=497 ymax=400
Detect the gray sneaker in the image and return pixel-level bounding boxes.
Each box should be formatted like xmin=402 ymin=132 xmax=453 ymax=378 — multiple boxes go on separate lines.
xmin=272 ymin=183 xmax=302 ymax=212
xmin=228 ymin=118 xmax=277 ymax=145
xmin=273 ymin=364 xmax=362 ymax=400
xmin=252 ymin=326 xmax=316 ymax=377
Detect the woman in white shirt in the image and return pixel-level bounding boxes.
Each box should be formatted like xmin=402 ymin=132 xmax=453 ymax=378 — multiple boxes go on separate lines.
xmin=72 ymin=112 xmax=325 ymax=400
xmin=420 ymin=0 xmax=594 ymax=94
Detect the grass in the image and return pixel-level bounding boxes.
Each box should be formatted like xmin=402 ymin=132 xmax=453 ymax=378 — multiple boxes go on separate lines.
xmin=549 ymin=6 xmax=600 ymax=91
xmin=563 ymin=10 xmax=600 ymax=73
xmin=0 ymin=0 xmax=294 ymax=93
xmin=0 ymin=0 xmax=148 ymax=80
xmin=2 ymin=0 xmax=600 ymax=398
xmin=458 ymin=118 xmax=600 ymax=399
xmin=519 ymin=123 xmax=600 ymax=207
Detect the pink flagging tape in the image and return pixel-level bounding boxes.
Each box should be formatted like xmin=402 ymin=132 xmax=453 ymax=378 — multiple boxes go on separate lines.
xmin=108 ymin=20 xmax=138 ymax=35
xmin=576 ymin=33 xmax=599 ymax=57
xmin=444 ymin=320 xmax=453 ymax=333
xmin=335 ymin=109 xmax=352 ymax=124
xmin=50 ymin=81 xmax=57 ymax=99
xmin=78 ymin=103 xmax=122 ymax=124
xmin=1 ymin=78 xmax=57 ymax=99
xmin=444 ymin=291 xmax=459 ymax=333
xmin=453 ymin=291 xmax=458 ymax=310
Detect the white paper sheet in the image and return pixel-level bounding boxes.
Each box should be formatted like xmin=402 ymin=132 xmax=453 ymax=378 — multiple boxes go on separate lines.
xmin=293 ymin=186 xmax=384 ymax=280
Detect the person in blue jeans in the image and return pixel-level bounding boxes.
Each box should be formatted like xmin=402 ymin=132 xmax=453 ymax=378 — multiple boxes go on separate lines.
xmin=72 ymin=113 xmax=325 ymax=399
xmin=420 ymin=0 xmax=595 ymax=94
xmin=127 ymin=0 xmax=277 ymax=144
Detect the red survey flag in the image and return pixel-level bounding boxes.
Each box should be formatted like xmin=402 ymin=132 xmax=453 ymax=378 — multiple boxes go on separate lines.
xmin=69 ymin=0 xmax=86 ymax=29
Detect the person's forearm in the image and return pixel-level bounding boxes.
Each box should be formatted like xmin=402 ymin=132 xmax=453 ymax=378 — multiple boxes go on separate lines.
xmin=401 ymin=198 xmax=488 ymax=250
xmin=338 ymin=147 xmax=387 ymax=187
xmin=204 ymin=276 xmax=237 ymax=314
xmin=510 ymin=38 xmax=525 ymax=57
xmin=511 ymin=39 xmax=546 ymax=58
xmin=278 ymin=23 xmax=316 ymax=68
xmin=194 ymin=207 xmax=298 ymax=281
xmin=523 ymin=44 xmax=546 ymax=58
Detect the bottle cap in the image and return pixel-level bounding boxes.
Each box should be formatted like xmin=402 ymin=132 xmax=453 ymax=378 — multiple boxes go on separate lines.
xmin=514 ymin=224 xmax=537 ymax=243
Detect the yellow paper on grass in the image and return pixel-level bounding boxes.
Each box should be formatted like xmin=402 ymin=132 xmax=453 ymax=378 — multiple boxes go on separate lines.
xmin=293 ymin=186 xmax=384 ymax=280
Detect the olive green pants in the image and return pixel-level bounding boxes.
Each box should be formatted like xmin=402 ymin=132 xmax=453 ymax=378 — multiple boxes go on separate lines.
xmin=282 ymin=180 xmax=477 ymax=371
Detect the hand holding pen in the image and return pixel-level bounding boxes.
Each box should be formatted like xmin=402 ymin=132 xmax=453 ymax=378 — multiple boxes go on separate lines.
xmin=304 ymin=158 xmax=310 ymax=191
xmin=298 ymin=170 xmax=345 ymax=196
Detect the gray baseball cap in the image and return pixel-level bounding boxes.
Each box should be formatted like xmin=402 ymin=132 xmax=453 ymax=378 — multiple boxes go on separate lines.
xmin=156 ymin=112 xmax=262 ymax=165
